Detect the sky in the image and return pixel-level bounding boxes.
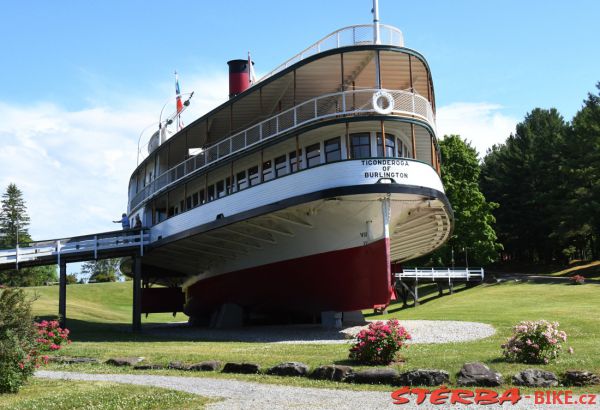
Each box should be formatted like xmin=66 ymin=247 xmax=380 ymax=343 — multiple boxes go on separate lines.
xmin=0 ymin=0 xmax=598 ymax=261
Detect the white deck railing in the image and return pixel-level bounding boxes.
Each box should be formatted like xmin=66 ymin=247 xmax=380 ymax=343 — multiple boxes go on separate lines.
xmin=130 ymin=88 xmax=435 ymax=211
xmin=397 ymin=268 xmax=485 ymax=281
xmin=258 ymin=24 xmax=404 ymax=83
xmin=0 ymin=230 xmax=150 ymax=268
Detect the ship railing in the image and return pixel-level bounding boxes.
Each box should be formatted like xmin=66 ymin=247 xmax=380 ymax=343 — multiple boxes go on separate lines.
xmin=0 ymin=229 xmax=151 ymax=268
xmin=397 ymin=268 xmax=485 ymax=281
xmin=258 ymin=24 xmax=404 ymax=83
xmin=129 ymin=88 xmax=435 ymax=211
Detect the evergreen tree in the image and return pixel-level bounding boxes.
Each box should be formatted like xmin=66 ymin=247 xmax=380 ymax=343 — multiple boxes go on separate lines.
xmin=0 ymin=184 xmax=57 ymax=286
xmin=481 ymin=109 xmax=568 ymax=263
xmin=429 ymin=135 xmax=502 ymax=266
xmin=0 ymin=183 xmax=31 ymax=248
xmin=559 ymin=83 xmax=600 ymax=259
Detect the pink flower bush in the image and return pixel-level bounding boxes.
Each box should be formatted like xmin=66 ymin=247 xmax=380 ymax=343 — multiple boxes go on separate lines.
xmin=501 ymin=320 xmax=571 ymax=364
xmin=349 ymin=319 xmax=411 ymax=364
xmin=34 ymin=320 xmax=71 ymax=352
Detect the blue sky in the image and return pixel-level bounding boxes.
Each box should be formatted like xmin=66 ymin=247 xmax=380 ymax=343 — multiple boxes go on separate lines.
xmin=0 ymin=1 xmax=598 ymax=261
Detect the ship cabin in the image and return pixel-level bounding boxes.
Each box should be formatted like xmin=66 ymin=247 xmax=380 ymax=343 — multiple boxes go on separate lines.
xmin=129 ymin=25 xmax=440 ymax=233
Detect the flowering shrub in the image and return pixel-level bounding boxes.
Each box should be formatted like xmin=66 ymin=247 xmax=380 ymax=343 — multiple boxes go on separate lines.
xmin=501 ymin=320 xmax=570 ymax=364
xmin=569 ymin=275 xmax=585 ymax=285
xmin=35 ymin=320 xmax=71 ymax=351
xmin=349 ymin=320 xmax=411 ymax=364
xmin=0 ymin=287 xmax=40 ymax=393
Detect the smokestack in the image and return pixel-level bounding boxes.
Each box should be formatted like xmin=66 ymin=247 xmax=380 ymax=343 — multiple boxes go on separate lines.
xmin=227 ymin=59 xmax=252 ymax=98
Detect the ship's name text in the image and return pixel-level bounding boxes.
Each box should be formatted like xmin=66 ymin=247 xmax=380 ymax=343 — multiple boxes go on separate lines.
xmin=362 ymin=159 xmax=409 ymax=180
xmin=361 ymin=159 xmax=410 ymax=166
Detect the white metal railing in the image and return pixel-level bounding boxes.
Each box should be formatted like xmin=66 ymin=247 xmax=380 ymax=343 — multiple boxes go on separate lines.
xmin=129 ymin=88 xmax=435 ymax=211
xmin=0 ymin=229 xmax=150 ymax=268
xmin=258 ymin=24 xmax=404 ymax=83
xmin=397 ymin=268 xmax=485 ymax=280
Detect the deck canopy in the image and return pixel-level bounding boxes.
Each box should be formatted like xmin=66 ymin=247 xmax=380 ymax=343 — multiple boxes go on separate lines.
xmin=135 ymin=46 xmax=435 ymax=176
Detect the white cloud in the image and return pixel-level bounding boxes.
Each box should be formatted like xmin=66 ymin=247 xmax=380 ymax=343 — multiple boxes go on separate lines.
xmin=436 ymin=102 xmax=518 ymax=157
xmin=0 ymin=72 xmax=228 ymax=243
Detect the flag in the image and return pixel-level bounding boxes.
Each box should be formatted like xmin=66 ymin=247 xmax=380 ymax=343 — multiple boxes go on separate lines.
xmin=248 ymin=52 xmax=257 ymax=85
xmin=175 ymin=71 xmax=184 ymax=129
xmin=175 ymin=71 xmax=183 ymax=113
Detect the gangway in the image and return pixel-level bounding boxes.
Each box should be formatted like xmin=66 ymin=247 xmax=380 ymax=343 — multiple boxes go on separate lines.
xmin=395 ymin=267 xmax=485 ymax=307
xmin=0 ymin=229 xmax=150 ymax=270
xmin=0 ymin=229 xmax=150 ymax=331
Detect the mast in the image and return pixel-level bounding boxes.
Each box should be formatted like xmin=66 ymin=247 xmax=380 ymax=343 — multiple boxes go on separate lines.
xmin=372 ymin=0 xmax=381 ymax=45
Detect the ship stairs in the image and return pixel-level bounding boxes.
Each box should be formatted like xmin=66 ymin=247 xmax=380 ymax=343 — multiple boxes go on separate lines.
xmin=0 ymin=229 xmax=150 ymax=332
xmin=394 ymin=267 xmax=485 ymax=308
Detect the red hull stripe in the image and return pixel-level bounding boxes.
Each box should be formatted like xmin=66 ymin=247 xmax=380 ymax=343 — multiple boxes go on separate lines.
xmin=184 ymin=238 xmax=391 ymax=315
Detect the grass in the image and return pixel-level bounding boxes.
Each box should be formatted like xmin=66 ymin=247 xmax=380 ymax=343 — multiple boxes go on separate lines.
xmin=17 ymin=273 xmax=600 ymax=394
xmin=0 ymin=378 xmax=214 ymax=409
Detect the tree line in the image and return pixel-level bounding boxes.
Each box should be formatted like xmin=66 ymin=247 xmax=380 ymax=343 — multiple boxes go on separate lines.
xmin=481 ymin=83 xmax=600 ymax=264
xmin=427 ymin=83 xmax=599 ymax=267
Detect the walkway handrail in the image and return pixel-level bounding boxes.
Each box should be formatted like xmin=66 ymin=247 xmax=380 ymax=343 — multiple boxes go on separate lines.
xmin=258 ymin=24 xmax=404 ymax=83
xmin=397 ymin=267 xmax=485 ymax=280
xmin=0 ymin=229 xmax=151 ymax=268
xmin=130 ymin=88 xmax=435 ymax=211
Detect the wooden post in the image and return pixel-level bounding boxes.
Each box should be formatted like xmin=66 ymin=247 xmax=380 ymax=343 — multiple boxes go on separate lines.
xmin=411 ymin=123 xmax=417 ymax=159
xmin=59 ymin=261 xmax=67 ymax=328
xmin=132 ymin=255 xmax=142 ymax=332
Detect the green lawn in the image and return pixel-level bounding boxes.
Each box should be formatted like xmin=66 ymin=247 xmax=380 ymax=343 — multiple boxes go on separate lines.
xmin=0 ymin=378 xmax=213 ymax=410
xmin=21 ymin=278 xmax=600 ymax=393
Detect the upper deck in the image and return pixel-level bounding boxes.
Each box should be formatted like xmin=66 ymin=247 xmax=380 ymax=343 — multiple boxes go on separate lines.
xmin=129 ymin=23 xmax=440 ymax=219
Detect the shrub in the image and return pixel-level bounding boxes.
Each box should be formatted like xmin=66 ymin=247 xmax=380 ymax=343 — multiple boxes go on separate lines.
xmin=349 ymin=319 xmax=411 ymax=364
xmin=34 ymin=320 xmax=71 ymax=351
xmin=501 ymin=320 xmax=569 ymax=364
xmin=0 ymin=287 xmax=39 ymax=393
xmin=569 ymin=275 xmax=585 ymax=285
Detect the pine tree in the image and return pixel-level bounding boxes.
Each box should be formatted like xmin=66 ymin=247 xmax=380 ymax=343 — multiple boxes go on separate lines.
xmin=0 ymin=184 xmax=57 ymax=286
xmin=0 ymin=183 xmax=31 ymax=248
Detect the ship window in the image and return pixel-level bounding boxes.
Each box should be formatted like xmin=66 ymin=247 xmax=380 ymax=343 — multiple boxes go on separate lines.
xmin=377 ymin=133 xmax=396 ymax=158
xmin=186 ymin=196 xmax=192 ymax=210
xmin=351 ymin=133 xmax=371 ymax=159
xmin=199 ymin=189 xmax=206 ymax=204
xmin=289 ymin=150 xmax=303 ymax=172
xmin=397 ymin=139 xmax=410 ymax=158
xmin=325 ymin=137 xmax=341 ymax=162
xmin=306 ymin=143 xmax=321 ymax=168
xmin=262 ymin=160 xmax=273 ymax=181
xmin=248 ymin=166 xmax=259 ymax=186
xmin=216 ymin=180 xmax=225 ymax=198
xmin=236 ymin=171 xmax=248 ymax=190
xmin=275 ymin=155 xmax=287 ymax=177
xmin=207 ymin=184 xmax=215 ymax=202
xmin=192 ymin=192 xmax=199 ymax=207
xmin=226 ymin=177 xmax=233 ymax=194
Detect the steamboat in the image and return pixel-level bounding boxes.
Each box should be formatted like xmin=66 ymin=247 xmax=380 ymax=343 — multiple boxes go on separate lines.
xmin=129 ymin=4 xmax=452 ymax=325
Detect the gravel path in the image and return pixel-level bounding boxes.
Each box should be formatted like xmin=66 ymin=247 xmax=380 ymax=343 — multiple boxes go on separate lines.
xmin=146 ymin=320 xmax=496 ymax=344
xmin=36 ymin=371 xmax=598 ymax=409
